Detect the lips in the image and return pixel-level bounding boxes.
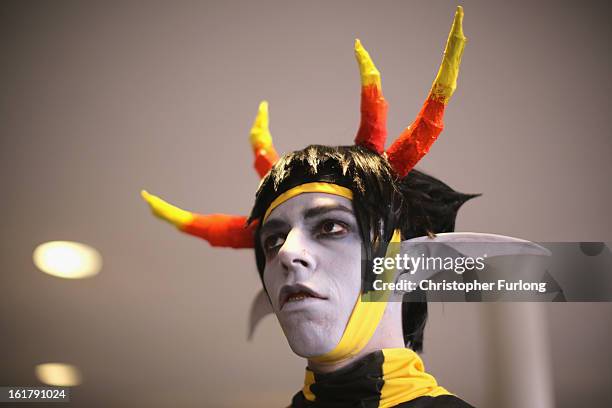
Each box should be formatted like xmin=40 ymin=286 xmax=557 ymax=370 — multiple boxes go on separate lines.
xmin=279 ymin=283 xmax=327 ymax=310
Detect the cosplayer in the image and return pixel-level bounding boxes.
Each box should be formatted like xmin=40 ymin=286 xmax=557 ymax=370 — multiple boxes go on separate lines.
xmin=143 ymin=6 xmax=477 ymax=407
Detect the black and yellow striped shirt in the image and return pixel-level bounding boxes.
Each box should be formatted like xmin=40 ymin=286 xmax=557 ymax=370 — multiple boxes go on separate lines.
xmin=290 ymin=349 xmax=474 ymax=408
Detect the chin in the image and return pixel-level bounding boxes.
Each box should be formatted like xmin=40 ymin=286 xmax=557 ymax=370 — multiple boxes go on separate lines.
xmin=281 ymin=320 xmax=340 ymax=358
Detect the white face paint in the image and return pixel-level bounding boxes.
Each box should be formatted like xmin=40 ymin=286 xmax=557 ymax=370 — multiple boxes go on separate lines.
xmin=260 ymin=193 xmax=363 ymax=358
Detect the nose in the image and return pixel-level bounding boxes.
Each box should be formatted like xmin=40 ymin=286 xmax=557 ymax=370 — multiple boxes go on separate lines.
xmin=277 ymin=228 xmax=316 ymax=276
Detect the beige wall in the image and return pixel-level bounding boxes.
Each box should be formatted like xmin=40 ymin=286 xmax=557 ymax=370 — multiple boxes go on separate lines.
xmin=1 ymin=1 xmax=610 ymax=406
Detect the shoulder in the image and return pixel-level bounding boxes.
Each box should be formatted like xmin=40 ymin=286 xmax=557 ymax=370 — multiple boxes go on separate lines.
xmin=393 ymin=394 xmax=475 ymax=408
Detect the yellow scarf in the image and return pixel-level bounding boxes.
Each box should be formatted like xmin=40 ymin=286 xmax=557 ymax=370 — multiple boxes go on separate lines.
xmin=302 ymin=348 xmax=450 ymax=407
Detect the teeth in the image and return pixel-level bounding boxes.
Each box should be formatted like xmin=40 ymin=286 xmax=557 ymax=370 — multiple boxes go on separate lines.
xmin=287 ymin=292 xmax=312 ymax=302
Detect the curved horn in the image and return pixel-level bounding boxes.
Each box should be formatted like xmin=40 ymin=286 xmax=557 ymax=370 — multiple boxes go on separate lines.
xmin=249 ymin=101 xmax=279 ymax=178
xmin=141 ymin=190 xmax=256 ymax=248
xmin=354 ymin=39 xmax=388 ymax=154
xmin=386 ymin=6 xmax=467 ymax=178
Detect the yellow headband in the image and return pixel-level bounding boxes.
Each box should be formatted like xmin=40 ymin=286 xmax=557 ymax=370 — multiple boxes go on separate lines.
xmin=263 ymin=182 xmax=353 ymax=222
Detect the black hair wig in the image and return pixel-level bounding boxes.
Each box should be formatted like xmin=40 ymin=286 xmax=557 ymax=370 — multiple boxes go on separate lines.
xmin=248 ymin=144 xmax=478 ymax=352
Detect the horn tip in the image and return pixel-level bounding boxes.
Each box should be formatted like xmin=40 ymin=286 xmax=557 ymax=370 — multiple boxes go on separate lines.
xmin=251 ymin=100 xmax=272 ymax=149
xmin=453 ymin=6 xmax=465 ymax=37
xmin=141 ymin=189 xmax=151 ymax=201
xmin=354 ymin=40 xmax=381 ymax=88
xmin=253 ymin=100 xmax=269 ymax=123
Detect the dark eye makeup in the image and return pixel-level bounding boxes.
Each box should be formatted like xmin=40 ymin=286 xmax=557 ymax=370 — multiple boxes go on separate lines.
xmin=263 ymin=234 xmax=286 ymax=252
xmin=262 ymin=217 xmax=353 ymax=258
xmin=314 ymin=219 xmax=350 ymax=238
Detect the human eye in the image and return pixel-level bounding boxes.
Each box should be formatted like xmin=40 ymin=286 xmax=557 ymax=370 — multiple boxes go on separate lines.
xmin=315 ymin=219 xmax=349 ymax=238
xmin=263 ymin=234 xmax=286 ymax=253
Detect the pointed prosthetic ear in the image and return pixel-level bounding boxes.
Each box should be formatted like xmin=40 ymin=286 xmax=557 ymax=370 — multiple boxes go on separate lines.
xmin=354 ymin=39 xmax=388 ymax=154
xmin=141 ymin=190 xmax=256 ymax=248
xmin=386 ymin=6 xmax=467 ymax=178
xmin=405 ymin=232 xmax=551 ymax=258
xmin=248 ymin=289 xmax=273 ymax=341
xmin=249 ymin=101 xmax=279 ymax=178
xmin=399 ymin=233 xmax=559 ymax=302
xmin=399 ymin=233 xmax=551 ymax=284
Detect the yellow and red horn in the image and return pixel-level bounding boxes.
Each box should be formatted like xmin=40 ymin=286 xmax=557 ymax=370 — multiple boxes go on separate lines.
xmin=354 ymin=39 xmax=388 ymax=154
xmin=249 ymin=101 xmax=279 ymax=178
xmin=386 ymin=6 xmax=467 ymax=178
xmin=141 ymin=190 xmax=256 ymax=248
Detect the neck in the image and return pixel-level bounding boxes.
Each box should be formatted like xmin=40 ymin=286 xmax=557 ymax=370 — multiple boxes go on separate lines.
xmin=307 ymin=301 xmax=405 ymax=373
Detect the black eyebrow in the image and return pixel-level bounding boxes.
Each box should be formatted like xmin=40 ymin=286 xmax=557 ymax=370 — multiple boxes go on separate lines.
xmin=303 ymin=204 xmax=354 ymax=220
xmin=260 ymin=204 xmax=354 ymax=237
xmin=259 ymin=218 xmax=288 ymax=237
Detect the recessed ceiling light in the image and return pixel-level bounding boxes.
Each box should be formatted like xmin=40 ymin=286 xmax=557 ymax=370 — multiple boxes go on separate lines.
xmin=33 ymin=241 xmax=102 ymax=279
xmin=35 ymin=363 xmax=82 ymax=386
